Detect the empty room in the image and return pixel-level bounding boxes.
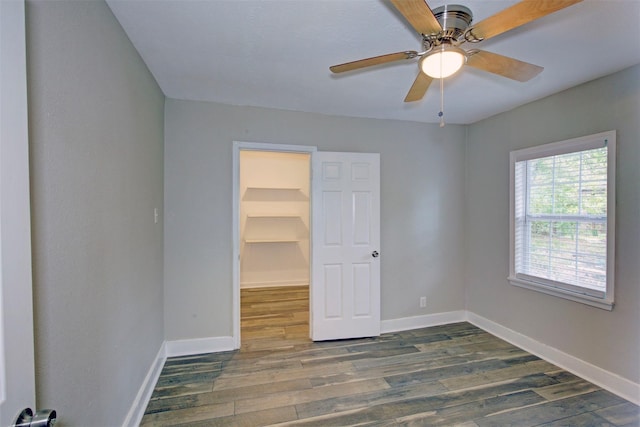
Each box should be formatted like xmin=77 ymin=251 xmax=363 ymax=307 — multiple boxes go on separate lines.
xmin=1 ymin=0 xmax=639 ymax=426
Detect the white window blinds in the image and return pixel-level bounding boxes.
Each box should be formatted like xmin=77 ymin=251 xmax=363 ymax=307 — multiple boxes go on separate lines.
xmin=514 ymin=147 xmax=608 ymax=297
xmin=509 ymin=130 xmax=615 ymax=310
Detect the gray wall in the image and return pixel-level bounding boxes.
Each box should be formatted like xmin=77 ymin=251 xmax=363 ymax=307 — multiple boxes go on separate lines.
xmin=164 ymin=99 xmax=467 ymax=340
xmin=26 ymin=1 xmax=165 ymax=425
xmin=23 ymin=0 xmax=638 ymax=421
xmin=465 ymin=64 xmax=640 ymax=382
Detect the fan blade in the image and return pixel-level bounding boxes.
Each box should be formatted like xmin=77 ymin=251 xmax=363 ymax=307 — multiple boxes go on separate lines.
xmin=466 ymin=50 xmax=543 ymax=82
xmin=465 ymin=0 xmax=582 ymax=42
xmin=404 ymin=72 xmax=433 ymax=102
xmin=330 ymin=51 xmax=418 ymax=73
xmin=389 ymin=0 xmax=442 ymax=35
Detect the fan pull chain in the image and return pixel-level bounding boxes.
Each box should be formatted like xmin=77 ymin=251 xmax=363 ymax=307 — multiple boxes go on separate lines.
xmin=438 ymin=57 xmax=445 ymax=128
xmin=438 ymin=78 xmax=445 ymax=127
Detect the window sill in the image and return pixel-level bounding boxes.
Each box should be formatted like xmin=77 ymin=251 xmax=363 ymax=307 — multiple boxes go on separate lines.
xmin=508 ymin=276 xmax=614 ymax=311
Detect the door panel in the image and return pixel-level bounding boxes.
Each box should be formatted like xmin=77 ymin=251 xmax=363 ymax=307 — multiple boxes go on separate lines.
xmin=321 ymin=191 xmax=342 ymax=245
xmin=323 ymin=265 xmax=343 ymax=319
xmin=353 ymin=264 xmax=371 ymax=316
xmin=311 ymin=152 xmax=380 ymax=341
xmin=353 ymin=192 xmax=371 ymax=244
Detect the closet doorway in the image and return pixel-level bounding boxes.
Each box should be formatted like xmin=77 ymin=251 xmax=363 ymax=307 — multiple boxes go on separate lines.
xmin=233 ymin=142 xmax=381 ymax=349
xmin=234 ymin=143 xmax=315 ymax=349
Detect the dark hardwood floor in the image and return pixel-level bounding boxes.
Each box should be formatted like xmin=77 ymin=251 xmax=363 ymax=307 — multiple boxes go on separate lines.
xmin=141 ymin=286 xmax=639 ymax=426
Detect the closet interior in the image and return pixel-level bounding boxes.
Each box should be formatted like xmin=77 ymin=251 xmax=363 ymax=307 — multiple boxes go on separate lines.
xmin=239 ymin=150 xmax=310 ymax=343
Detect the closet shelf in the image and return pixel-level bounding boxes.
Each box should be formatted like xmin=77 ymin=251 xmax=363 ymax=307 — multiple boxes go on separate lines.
xmin=242 ymin=186 xmax=309 ymax=202
xmin=244 ymin=238 xmax=301 ymax=243
xmin=246 ymin=186 xmax=301 ymax=191
xmin=246 ymin=214 xmax=302 ymax=219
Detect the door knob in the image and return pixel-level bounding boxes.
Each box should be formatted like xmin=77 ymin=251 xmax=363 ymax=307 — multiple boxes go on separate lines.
xmin=372 ymin=251 xmax=379 ymax=258
xmin=12 ymin=408 xmax=32 ymax=427
xmin=12 ymin=408 xmax=57 ymax=427
xmin=31 ymin=409 xmax=57 ymax=427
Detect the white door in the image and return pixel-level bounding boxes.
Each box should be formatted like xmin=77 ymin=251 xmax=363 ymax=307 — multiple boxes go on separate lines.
xmin=0 ymin=0 xmax=37 ymax=424
xmin=311 ymin=152 xmax=380 ymax=341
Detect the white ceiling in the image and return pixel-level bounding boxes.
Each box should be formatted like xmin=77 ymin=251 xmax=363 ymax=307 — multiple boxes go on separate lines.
xmin=107 ymin=0 xmax=640 ymax=124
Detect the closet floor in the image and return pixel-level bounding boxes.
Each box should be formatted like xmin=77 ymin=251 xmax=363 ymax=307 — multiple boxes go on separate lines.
xmin=240 ymin=285 xmax=310 ymax=350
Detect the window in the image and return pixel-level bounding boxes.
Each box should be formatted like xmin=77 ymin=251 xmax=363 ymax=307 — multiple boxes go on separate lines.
xmin=509 ymin=131 xmax=616 ymax=310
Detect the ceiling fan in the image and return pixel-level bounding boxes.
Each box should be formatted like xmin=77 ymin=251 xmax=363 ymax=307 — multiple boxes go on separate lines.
xmin=330 ymin=0 xmax=583 ymax=103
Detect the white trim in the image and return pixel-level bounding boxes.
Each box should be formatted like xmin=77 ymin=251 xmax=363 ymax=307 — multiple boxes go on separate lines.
xmin=381 ymin=311 xmax=466 ymax=334
xmin=121 ymin=343 xmax=166 ymax=427
xmin=467 ymin=311 xmax=640 ymax=405
xmin=125 ymin=336 xmax=233 ymax=425
xmin=0 ymin=1 xmax=36 ymax=423
xmin=164 ymin=336 xmax=234 ymax=358
xmin=509 ymin=130 xmax=615 ymax=162
xmin=509 ymin=276 xmax=613 ymax=311
xmin=232 ymin=141 xmax=317 ymax=349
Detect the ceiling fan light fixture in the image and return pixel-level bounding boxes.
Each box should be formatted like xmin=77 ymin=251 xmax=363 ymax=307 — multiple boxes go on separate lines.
xmin=420 ymin=45 xmax=466 ymax=79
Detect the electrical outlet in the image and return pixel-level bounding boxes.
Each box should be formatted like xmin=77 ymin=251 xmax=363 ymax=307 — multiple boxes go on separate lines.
xmin=419 ymin=296 xmax=427 ymax=308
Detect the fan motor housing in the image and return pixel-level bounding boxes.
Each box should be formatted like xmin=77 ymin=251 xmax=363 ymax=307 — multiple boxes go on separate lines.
xmin=432 ymin=4 xmax=473 ymax=40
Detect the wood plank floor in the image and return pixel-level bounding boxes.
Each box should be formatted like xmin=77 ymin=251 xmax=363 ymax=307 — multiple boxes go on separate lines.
xmin=141 ymin=286 xmax=639 ymax=426
xmin=240 ymin=286 xmax=309 ymax=348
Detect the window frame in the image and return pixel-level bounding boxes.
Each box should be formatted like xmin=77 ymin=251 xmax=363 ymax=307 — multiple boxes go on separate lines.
xmin=508 ymin=130 xmax=616 ymax=310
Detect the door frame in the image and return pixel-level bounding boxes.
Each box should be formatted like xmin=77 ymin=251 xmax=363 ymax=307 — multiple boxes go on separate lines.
xmin=231 ymin=141 xmax=317 ymax=349
xmin=0 ymin=0 xmax=36 ymax=423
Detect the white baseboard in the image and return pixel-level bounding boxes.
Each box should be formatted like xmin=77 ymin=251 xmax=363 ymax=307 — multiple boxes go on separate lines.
xmin=122 ymin=342 xmax=166 ymax=427
xmin=164 ymin=336 xmax=235 ymax=358
xmin=381 ymin=310 xmax=466 ymax=334
xmin=122 ymin=336 xmax=234 ymax=426
xmin=466 ymin=311 xmax=640 ymax=405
